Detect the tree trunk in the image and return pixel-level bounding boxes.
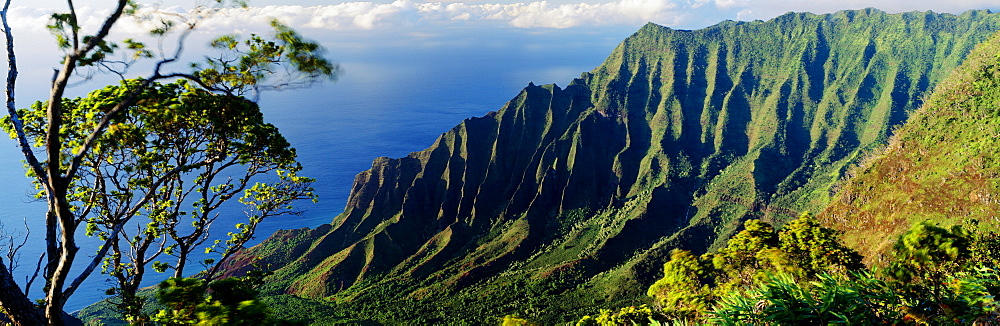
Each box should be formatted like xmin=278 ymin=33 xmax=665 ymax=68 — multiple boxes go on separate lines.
xmin=43 ymin=183 xmax=78 ymax=326
xmin=0 ymin=260 xmax=45 ymax=326
xmin=174 ymin=243 xmax=190 ymax=278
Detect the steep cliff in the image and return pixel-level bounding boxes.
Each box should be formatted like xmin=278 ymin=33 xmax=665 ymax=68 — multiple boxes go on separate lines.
xmin=224 ymin=9 xmax=1000 ymax=323
xmin=821 ymin=30 xmax=1000 ymax=264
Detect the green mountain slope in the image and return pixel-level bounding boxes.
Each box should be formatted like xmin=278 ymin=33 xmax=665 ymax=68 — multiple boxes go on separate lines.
xmin=820 ymin=30 xmax=1000 ymax=264
xmin=221 ymin=9 xmax=1000 ymax=323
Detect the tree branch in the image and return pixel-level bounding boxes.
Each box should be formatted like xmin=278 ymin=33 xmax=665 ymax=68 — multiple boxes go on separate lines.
xmin=25 ymin=252 xmax=45 ymax=295
xmin=72 ymin=0 xmax=128 ymax=58
xmin=1 ymin=0 xmax=47 ymax=186
xmin=64 ymin=24 xmax=198 ymax=182
xmin=0 ymin=259 xmax=44 ymax=325
xmin=62 ymin=160 xmax=196 ymax=299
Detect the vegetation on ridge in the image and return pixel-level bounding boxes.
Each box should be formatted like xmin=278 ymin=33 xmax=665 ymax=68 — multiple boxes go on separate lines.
xmin=573 ymin=218 xmax=1000 ymax=325
xmin=576 ymin=21 xmax=1000 ymax=326
xmin=821 ymin=26 xmax=1000 ymax=263
xmin=75 ymin=9 xmax=1000 ymax=326
xmin=206 ymin=9 xmax=1000 ymax=324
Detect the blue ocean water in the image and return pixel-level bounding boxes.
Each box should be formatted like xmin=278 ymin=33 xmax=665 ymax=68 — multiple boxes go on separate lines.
xmin=0 ymin=26 xmax=636 ymax=311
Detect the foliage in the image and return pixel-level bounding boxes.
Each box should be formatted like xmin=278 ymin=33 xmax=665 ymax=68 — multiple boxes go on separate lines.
xmin=153 ymin=278 xmax=207 ymax=324
xmin=75 ymin=9 xmax=1000 ymax=326
xmin=668 ymin=221 xmax=1000 ymax=325
xmin=0 ymin=0 xmax=336 ymax=322
xmin=970 ymin=227 xmax=1000 ymax=269
xmin=151 ymin=276 xmax=303 ymax=326
xmin=500 ymin=315 xmax=537 ymax=326
xmin=256 ymin=295 xmax=361 ymax=325
xmin=820 ymin=30 xmax=1000 ymax=263
xmin=776 ymin=217 xmax=864 ymax=276
xmin=883 ymin=221 xmax=999 ymax=324
xmin=194 ymin=20 xmax=339 ymax=97
xmin=714 ymin=220 xmax=778 ymax=279
xmin=646 ymin=250 xmax=715 ymax=321
xmin=4 ymin=79 xmax=316 ymax=322
xmin=575 ymin=305 xmax=665 ymax=326
xmin=712 ymin=271 xmax=906 ymax=325
xmin=886 ymin=222 xmax=970 ymax=295
xmin=647 ymin=216 xmax=864 ymax=320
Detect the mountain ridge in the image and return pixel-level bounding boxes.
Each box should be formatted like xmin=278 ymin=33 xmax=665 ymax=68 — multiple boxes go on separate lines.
xmin=218 ymin=9 xmax=1000 ymax=323
xmin=820 ymin=29 xmax=1000 ymax=264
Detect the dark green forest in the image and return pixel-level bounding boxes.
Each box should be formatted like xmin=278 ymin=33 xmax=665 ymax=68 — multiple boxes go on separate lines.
xmin=578 ymin=22 xmax=1000 ymax=325
xmin=74 ymin=8 xmax=1000 ymax=325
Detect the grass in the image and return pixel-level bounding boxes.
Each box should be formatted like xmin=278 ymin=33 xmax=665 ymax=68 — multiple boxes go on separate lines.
xmin=820 ymin=31 xmax=1000 ymax=263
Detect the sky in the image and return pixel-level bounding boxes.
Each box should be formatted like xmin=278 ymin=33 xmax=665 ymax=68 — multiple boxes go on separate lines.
xmin=1 ymin=0 xmax=994 ymax=93
xmin=7 ymin=0 xmax=1000 ymax=34
xmin=217 ymin=0 xmax=999 ymax=30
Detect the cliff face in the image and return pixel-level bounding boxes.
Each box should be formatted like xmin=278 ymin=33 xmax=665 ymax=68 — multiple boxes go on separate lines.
xmin=222 ymin=9 xmax=1000 ymax=323
xmin=821 ymin=31 xmax=1000 ymax=264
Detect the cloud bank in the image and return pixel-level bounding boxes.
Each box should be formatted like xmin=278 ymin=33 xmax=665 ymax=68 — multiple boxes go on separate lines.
xmin=4 ymin=0 xmax=681 ymax=33
xmin=197 ymin=0 xmax=684 ymax=30
xmin=4 ymin=0 xmax=997 ymax=35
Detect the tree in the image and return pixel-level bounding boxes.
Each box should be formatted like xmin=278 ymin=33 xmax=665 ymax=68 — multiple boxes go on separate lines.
xmin=712 ymin=219 xmax=778 ymax=286
xmin=712 ymin=221 xmax=1000 ymax=325
xmin=776 ymin=217 xmax=863 ymax=277
xmin=712 ymin=216 xmax=863 ymax=285
xmin=0 ymin=1 xmax=337 ymax=324
xmin=882 ymin=221 xmax=1000 ymax=323
xmin=647 ymin=216 xmax=865 ymax=320
xmin=7 ymin=79 xmax=318 ymax=322
xmin=886 ymin=221 xmax=970 ymax=302
xmin=500 ymin=315 xmax=538 ymax=326
xmin=646 ymin=249 xmax=715 ymax=320
xmin=574 ymin=305 xmax=665 ymax=326
xmin=152 ymin=275 xmax=301 ymax=325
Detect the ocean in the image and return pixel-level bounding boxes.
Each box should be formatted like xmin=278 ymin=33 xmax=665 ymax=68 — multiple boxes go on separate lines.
xmin=0 ymin=25 xmax=637 ymax=311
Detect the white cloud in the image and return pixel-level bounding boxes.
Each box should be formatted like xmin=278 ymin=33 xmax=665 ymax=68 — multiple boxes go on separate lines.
xmin=228 ymin=0 xmax=683 ymax=29
xmin=735 ymin=9 xmax=753 ymax=20
xmin=3 ymin=0 xmax=997 ymax=35
xmin=721 ymin=0 xmax=1000 ymax=21
xmin=477 ymin=0 xmax=680 ymax=28
xmin=714 ymin=0 xmax=749 ymax=10
xmin=196 ymin=3 xmax=421 ymax=30
xmin=686 ymin=0 xmax=712 ymax=9
xmin=3 ymin=0 xmax=685 ymax=33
